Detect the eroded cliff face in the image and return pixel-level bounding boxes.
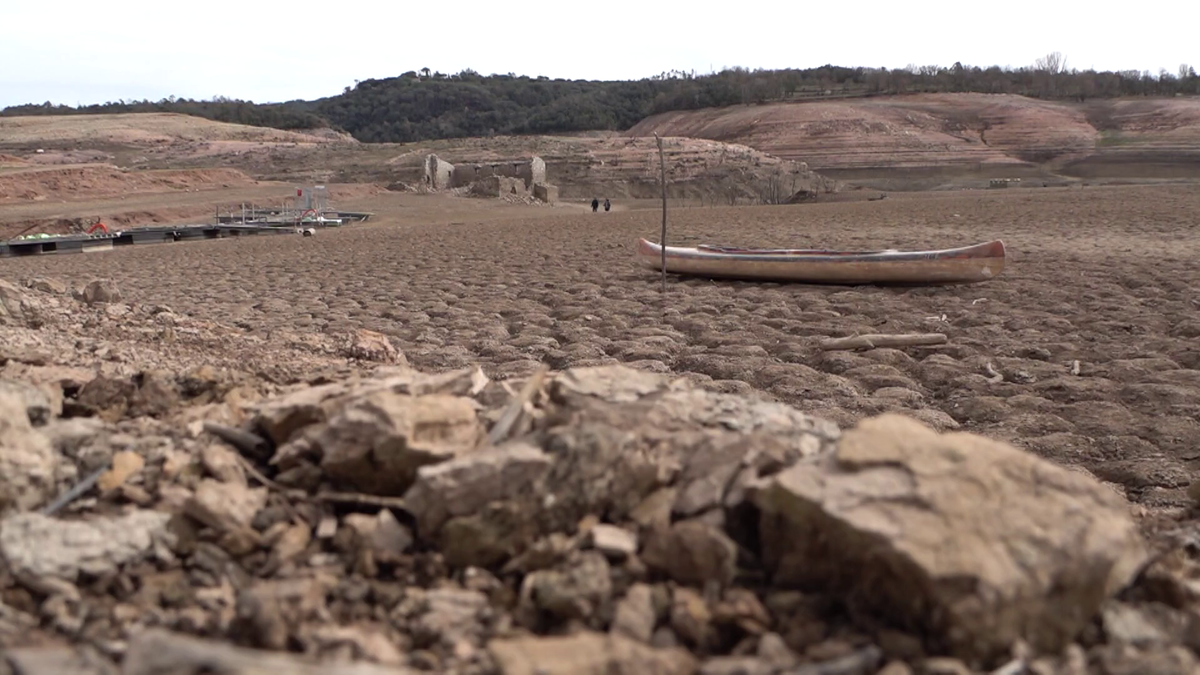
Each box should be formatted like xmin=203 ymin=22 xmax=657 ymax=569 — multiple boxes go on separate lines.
xmin=627 ymin=93 xmax=1200 ymax=180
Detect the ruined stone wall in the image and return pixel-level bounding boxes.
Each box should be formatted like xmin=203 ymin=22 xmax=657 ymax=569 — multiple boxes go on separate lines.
xmin=451 ymin=156 xmax=546 ymax=189
xmin=450 ymin=163 xmax=487 ymax=188
xmin=533 ymin=183 xmax=558 ymax=203
xmin=470 ymin=175 xmax=530 ymax=198
xmin=423 ymin=154 xmax=455 ymax=190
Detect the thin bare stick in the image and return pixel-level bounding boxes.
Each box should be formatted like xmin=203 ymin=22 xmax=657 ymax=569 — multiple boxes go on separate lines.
xmin=39 ymin=466 xmax=107 ymax=516
xmin=203 ymin=422 xmax=270 ymax=459
xmin=485 ymin=365 xmax=549 ymax=447
xmin=234 ymin=454 xmax=289 ymax=494
xmin=314 ymin=490 xmax=407 ymax=510
xmin=233 ymin=454 xmax=304 ymax=522
xmin=654 ymin=132 xmax=668 ymax=294
xmin=818 ymin=333 xmax=947 ymax=351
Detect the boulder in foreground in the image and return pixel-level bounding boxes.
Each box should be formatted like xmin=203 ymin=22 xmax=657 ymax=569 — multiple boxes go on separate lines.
xmin=754 ymin=413 xmax=1149 ymax=664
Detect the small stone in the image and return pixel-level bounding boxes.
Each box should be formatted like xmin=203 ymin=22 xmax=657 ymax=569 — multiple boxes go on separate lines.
xmin=699 ymin=656 xmax=774 ymax=675
xmin=714 ymin=588 xmax=771 ymax=635
xmin=487 ymin=631 xmax=697 ymax=675
xmin=410 ymin=587 xmax=490 ymax=648
xmin=652 ymin=626 xmax=681 ymax=649
xmin=528 ymin=551 xmax=612 ymax=623
xmin=1187 ymin=479 xmax=1200 ymax=506
xmin=200 ymin=444 xmax=247 ymax=484
xmin=440 ymin=501 xmax=539 ymax=569
xmin=642 ymin=519 xmax=738 ymax=587
xmin=25 ymin=277 xmax=67 ymax=294
xmin=611 ymin=583 xmax=658 ymax=643
xmin=97 ymin=450 xmax=145 ymax=492
xmin=318 ymin=391 xmax=483 ymax=495
xmin=76 ymin=279 xmax=121 ymax=305
xmin=342 ymin=328 xmax=407 ymax=365
xmin=343 ymin=509 xmax=413 ymax=561
xmin=74 ymin=375 xmax=136 ymax=422
xmin=308 ymin=624 xmax=406 ymax=666
xmin=670 ymin=587 xmax=714 ymax=650
xmin=316 ymin=515 xmax=338 ymax=539
xmin=630 ymin=488 xmax=677 ymax=532
xmin=184 ymin=478 xmax=268 ymax=531
xmin=588 ymin=524 xmax=638 ymax=560
xmin=757 ymin=632 xmax=796 ymax=665
xmin=920 ymin=657 xmax=972 ymax=675
xmin=876 ymin=662 xmax=914 ymax=675
xmin=1101 ymin=601 xmax=1175 ymax=647
xmin=234 ymin=577 xmax=331 ymax=651
xmin=270 ymin=522 xmax=312 ymax=565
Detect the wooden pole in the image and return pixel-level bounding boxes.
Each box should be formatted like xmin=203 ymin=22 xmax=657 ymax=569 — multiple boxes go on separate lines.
xmin=654 ymin=132 xmax=668 ymax=293
xmin=818 ymin=333 xmax=948 ymax=351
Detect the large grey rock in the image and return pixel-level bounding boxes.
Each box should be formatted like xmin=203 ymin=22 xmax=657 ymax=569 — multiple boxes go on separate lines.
xmin=403 ymin=441 xmax=552 ymax=536
xmin=754 ymin=413 xmax=1149 ymax=664
xmin=535 ymin=366 xmax=839 ymax=535
xmin=0 ymin=509 xmax=173 ymax=581
xmin=0 ymin=279 xmax=33 ymax=326
xmin=0 ymin=392 xmax=59 ymax=513
xmin=317 ymin=391 xmax=484 ymax=495
xmin=254 ymin=366 xmax=487 ymax=448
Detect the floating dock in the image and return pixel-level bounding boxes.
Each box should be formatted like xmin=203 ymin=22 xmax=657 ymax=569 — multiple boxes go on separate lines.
xmin=213 ymin=210 xmax=374 ymax=225
xmin=1 ymin=223 xmax=321 ymax=259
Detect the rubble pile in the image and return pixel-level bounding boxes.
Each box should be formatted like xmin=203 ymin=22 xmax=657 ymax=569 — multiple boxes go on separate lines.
xmin=0 ymin=277 xmax=1197 ymax=674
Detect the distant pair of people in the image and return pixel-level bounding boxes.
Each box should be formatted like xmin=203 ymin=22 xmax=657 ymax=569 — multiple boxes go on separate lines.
xmin=591 ymin=198 xmax=611 ymax=213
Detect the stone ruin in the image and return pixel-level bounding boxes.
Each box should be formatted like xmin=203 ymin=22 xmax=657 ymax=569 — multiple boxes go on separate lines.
xmin=422 ymin=154 xmax=557 ymax=203
xmin=423 ymin=154 xmax=454 ymax=190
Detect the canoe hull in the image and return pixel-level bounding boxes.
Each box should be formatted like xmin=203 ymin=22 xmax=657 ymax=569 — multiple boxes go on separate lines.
xmin=636 ymin=238 xmax=1006 ymax=285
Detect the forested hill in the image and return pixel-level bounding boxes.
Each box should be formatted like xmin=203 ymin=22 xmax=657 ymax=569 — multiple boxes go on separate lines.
xmin=4 ymin=62 xmax=1198 ymax=143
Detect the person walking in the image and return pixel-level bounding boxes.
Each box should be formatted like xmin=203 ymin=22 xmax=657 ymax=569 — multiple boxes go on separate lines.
xmin=591 ymin=197 xmax=599 ymax=212
xmin=603 ymin=198 xmax=611 ymax=212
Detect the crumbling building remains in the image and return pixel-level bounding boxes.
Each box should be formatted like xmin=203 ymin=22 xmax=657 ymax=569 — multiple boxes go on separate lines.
xmin=421 ymin=154 xmax=556 ymax=203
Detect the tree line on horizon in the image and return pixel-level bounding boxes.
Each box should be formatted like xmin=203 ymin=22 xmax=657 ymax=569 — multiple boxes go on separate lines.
xmin=3 ymin=57 xmax=1197 ymax=144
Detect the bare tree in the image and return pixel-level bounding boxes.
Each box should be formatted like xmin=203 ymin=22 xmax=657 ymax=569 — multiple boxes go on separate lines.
xmin=1181 ymin=64 xmax=1196 ymax=81
xmin=1035 ymin=52 xmax=1068 ymax=74
xmin=723 ymin=178 xmax=741 ymax=206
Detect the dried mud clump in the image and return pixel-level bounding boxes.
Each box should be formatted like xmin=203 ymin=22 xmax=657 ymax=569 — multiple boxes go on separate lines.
xmin=0 ymin=344 xmax=1183 ymax=675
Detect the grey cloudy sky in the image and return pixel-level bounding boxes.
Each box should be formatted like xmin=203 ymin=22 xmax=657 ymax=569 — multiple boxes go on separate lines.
xmin=1 ymin=0 xmax=1196 ymax=108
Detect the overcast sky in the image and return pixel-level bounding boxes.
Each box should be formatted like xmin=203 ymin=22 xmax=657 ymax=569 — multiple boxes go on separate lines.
xmin=1 ymin=0 xmax=1196 ymax=109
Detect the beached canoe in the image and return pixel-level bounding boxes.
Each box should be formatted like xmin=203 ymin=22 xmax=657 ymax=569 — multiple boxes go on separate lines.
xmin=636 ymin=238 xmax=1006 ymax=285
